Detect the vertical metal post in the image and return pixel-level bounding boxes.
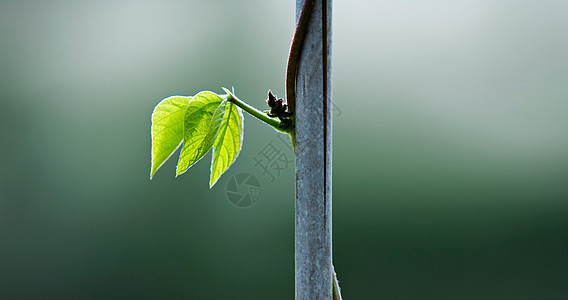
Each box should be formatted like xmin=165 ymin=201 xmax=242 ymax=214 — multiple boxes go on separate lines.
xmin=295 ymin=0 xmax=332 ymax=299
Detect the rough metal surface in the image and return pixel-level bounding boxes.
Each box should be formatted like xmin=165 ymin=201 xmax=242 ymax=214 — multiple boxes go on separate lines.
xmin=295 ymin=0 xmax=332 ymax=299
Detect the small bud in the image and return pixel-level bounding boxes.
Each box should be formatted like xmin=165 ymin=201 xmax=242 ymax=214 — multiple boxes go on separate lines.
xmin=265 ymin=89 xmax=294 ymax=121
xmin=267 ymin=90 xmax=277 ymax=108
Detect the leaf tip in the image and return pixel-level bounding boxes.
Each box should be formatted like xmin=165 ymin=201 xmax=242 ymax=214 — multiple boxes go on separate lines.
xmin=209 ymin=177 xmax=218 ymax=189
xmin=175 ymin=165 xmax=187 ymax=178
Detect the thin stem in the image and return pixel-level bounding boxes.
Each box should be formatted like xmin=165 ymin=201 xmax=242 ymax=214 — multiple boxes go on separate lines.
xmin=333 ymin=265 xmax=342 ymax=300
xmin=286 ymin=0 xmax=315 ymax=115
xmin=224 ymin=88 xmax=293 ymax=136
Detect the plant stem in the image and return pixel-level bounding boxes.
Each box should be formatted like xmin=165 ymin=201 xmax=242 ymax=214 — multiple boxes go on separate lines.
xmin=224 ymin=88 xmax=291 ymax=134
xmin=333 ymin=265 xmax=342 ymax=300
xmin=286 ymin=0 xmax=315 ymax=116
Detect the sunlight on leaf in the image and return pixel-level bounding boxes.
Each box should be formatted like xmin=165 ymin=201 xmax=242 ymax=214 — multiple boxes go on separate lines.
xmin=210 ymin=101 xmax=244 ymax=187
xmin=150 ymin=96 xmax=191 ymax=179
xmin=151 ymin=90 xmax=246 ymax=187
xmin=176 ymin=91 xmax=225 ymax=176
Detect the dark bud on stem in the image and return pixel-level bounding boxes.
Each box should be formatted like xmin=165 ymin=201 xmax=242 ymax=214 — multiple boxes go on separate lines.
xmin=265 ymin=90 xmax=294 ymax=126
xmin=267 ymin=90 xmax=278 ymax=108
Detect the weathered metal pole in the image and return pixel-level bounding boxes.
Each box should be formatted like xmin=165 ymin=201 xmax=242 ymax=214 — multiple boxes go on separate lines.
xmin=295 ymin=0 xmax=332 ymax=299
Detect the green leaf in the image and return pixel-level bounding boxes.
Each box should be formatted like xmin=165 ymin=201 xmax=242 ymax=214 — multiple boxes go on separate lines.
xmin=150 ymin=96 xmax=192 ymax=179
xmin=210 ymin=100 xmax=244 ymax=187
xmin=176 ymin=91 xmax=225 ymax=176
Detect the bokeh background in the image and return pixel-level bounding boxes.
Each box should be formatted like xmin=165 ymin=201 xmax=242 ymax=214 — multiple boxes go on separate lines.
xmin=1 ymin=0 xmax=567 ymax=299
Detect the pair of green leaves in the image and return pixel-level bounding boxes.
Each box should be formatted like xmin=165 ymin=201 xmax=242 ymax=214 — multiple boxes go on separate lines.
xmin=150 ymin=90 xmax=244 ymax=187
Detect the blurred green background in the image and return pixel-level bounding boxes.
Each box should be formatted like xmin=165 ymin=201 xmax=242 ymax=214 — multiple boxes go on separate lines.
xmin=1 ymin=0 xmax=567 ymax=299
